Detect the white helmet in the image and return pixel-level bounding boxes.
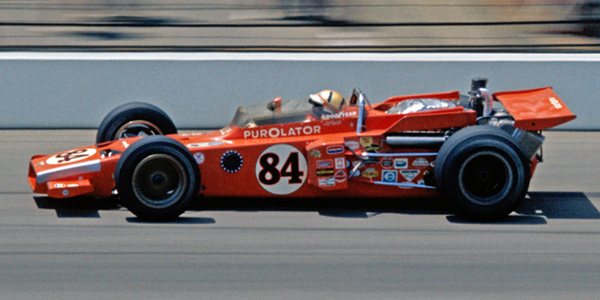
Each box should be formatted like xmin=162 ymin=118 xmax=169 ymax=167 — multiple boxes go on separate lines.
xmin=309 ymin=90 xmax=345 ymax=110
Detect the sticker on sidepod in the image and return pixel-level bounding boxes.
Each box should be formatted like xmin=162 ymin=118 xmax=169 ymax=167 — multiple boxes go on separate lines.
xmin=344 ymin=141 xmax=360 ymax=150
xmin=256 ymin=144 xmax=307 ymax=195
xmin=316 ymin=159 xmax=333 ymax=169
xmin=193 ymin=153 xmax=205 ymax=164
xmin=394 ymin=158 xmax=408 ymax=169
xmin=364 ymin=144 xmax=380 ymax=153
xmin=381 ymin=157 xmax=393 ymax=169
xmin=359 ymin=136 xmax=373 ymax=147
xmin=318 ymin=177 xmax=336 ymax=187
xmin=326 ymin=145 xmax=344 ymax=155
xmin=382 ymin=170 xmax=397 ymax=183
xmin=46 ymin=148 xmax=97 ymax=165
xmin=412 ymin=157 xmax=430 ymax=167
xmin=220 ymin=151 xmax=243 ymax=173
xmin=400 ymin=170 xmax=420 ymax=182
xmin=335 ymin=157 xmax=345 ymax=169
xmin=362 ymin=168 xmax=379 ymax=179
xmin=309 ymin=149 xmax=321 ymax=158
xmin=334 ymin=170 xmax=347 ymax=183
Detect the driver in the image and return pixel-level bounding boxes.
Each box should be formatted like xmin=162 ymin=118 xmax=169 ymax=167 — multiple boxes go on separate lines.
xmin=308 ymin=90 xmax=345 ymax=120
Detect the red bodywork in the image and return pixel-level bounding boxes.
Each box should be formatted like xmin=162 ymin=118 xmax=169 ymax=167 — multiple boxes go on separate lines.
xmin=28 ymin=87 xmax=575 ymax=201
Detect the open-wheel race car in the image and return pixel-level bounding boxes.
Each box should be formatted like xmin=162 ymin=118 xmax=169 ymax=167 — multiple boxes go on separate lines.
xmin=28 ymin=78 xmax=576 ymax=221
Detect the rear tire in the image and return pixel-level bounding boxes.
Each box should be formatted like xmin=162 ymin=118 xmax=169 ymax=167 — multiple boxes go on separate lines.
xmin=96 ymin=102 xmax=177 ymax=145
xmin=115 ymin=136 xmax=200 ymax=221
xmin=435 ymin=126 xmax=530 ymax=221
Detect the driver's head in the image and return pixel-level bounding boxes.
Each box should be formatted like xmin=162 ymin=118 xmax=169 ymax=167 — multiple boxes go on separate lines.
xmin=309 ymin=90 xmax=345 ymax=110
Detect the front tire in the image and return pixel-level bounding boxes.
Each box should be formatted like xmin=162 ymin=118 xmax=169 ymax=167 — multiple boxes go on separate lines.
xmin=435 ymin=126 xmax=530 ymax=221
xmin=115 ymin=136 xmax=200 ymax=221
xmin=96 ymin=102 xmax=177 ymax=145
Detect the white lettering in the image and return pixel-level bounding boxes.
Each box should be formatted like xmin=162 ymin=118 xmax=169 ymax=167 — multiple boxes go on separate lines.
xmin=322 ymin=111 xmax=357 ymax=120
xmin=244 ymin=125 xmax=322 ymax=139
xmin=268 ymin=128 xmax=280 ymax=138
xmin=549 ymin=97 xmax=562 ymax=109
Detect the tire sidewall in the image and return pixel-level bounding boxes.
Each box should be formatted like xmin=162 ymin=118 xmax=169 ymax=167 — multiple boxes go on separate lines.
xmin=116 ymin=136 xmax=199 ymax=221
xmin=435 ymin=126 xmax=530 ymax=220
xmin=96 ymin=102 xmax=177 ymax=145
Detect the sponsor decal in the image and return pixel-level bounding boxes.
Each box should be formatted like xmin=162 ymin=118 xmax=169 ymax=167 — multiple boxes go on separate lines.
xmin=412 ymin=157 xmax=430 ymax=167
xmin=350 ymin=169 xmax=361 ymax=177
xmin=362 ymin=168 xmax=379 ymax=179
xmin=394 ymin=158 xmax=408 ymax=169
xmin=255 ymin=144 xmax=307 ymax=195
xmin=364 ymin=144 xmax=381 ymax=153
xmin=54 ymin=183 xmax=79 ymax=188
xmin=382 ymin=170 xmax=397 ymax=183
xmin=318 ymin=177 xmax=336 ymax=187
xmin=326 ymin=145 xmax=344 ymax=155
xmin=187 ymin=141 xmax=224 ymax=148
xmin=335 ymin=157 xmax=345 ymax=169
xmin=323 ymin=120 xmax=343 ymax=127
xmin=381 ymin=157 xmax=393 ymax=169
xmin=316 ymin=169 xmax=334 ymax=176
xmin=430 ymin=161 xmax=436 ymax=167
xmin=334 ymin=170 xmax=347 ymax=182
xmin=309 ymin=149 xmax=321 ymax=158
xmin=220 ymin=151 xmax=243 ymax=173
xmin=322 ymin=110 xmax=358 ymax=120
xmin=344 ymin=141 xmax=360 ymax=150
xmin=317 ymin=159 xmax=333 ymax=169
xmin=193 ymin=152 xmax=205 ymax=164
xmin=243 ymin=125 xmax=321 ymax=139
xmin=359 ymin=136 xmax=373 ymax=147
xmin=46 ymin=148 xmax=97 ymax=165
xmin=400 ymin=170 xmax=420 ymax=182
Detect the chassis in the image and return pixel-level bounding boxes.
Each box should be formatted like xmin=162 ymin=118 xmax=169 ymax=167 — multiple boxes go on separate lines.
xmin=28 ymin=79 xmax=576 ymax=221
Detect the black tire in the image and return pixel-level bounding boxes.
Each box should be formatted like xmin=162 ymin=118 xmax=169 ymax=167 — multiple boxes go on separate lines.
xmin=115 ymin=136 xmax=200 ymax=221
xmin=96 ymin=102 xmax=177 ymax=145
xmin=434 ymin=126 xmax=530 ymax=221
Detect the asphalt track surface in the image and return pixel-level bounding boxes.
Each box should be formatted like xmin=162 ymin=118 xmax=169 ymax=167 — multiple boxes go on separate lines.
xmin=1 ymin=130 xmax=599 ymax=299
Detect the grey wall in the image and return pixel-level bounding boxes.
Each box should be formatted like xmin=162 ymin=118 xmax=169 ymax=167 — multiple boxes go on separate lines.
xmin=1 ymin=53 xmax=597 ymax=130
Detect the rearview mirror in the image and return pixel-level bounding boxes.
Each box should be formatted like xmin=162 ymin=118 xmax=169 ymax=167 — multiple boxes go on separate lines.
xmin=267 ymin=97 xmax=282 ymax=113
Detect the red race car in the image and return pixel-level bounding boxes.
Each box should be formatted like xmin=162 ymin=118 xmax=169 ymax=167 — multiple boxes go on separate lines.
xmin=28 ymin=79 xmax=576 ymax=221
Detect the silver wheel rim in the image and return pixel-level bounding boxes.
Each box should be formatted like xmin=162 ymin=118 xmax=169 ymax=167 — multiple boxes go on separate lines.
xmin=458 ymin=151 xmax=514 ymax=206
xmin=132 ymin=154 xmax=187 ymax=209
xmin=114 ymin=120 xmax=163 ymax=140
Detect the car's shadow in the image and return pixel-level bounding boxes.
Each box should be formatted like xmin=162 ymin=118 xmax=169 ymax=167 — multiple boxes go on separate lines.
xmin=33 ymin=191 xmax=600 ymax=225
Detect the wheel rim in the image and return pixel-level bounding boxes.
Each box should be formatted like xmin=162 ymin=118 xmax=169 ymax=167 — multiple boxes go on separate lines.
xmin=114 ymin=120 xmax=163 ymax=140
xmin=132 ymin=154 xmax=187 ymax=209
xmin=458 ymin=151 xmax=514 ymax=206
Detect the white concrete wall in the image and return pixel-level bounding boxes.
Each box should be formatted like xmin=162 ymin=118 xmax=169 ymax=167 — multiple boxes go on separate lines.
xmin=1 ymin=52 xmax=597 ymax=130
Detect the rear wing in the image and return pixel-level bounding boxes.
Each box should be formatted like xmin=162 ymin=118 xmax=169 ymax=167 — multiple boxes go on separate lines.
xmin=493 ymin=87 xmax=576 ymax=131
